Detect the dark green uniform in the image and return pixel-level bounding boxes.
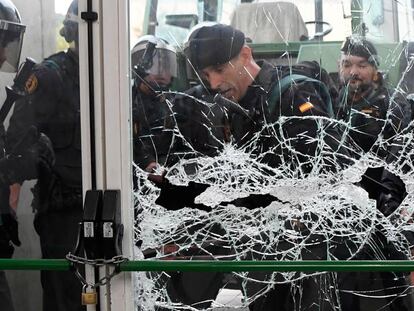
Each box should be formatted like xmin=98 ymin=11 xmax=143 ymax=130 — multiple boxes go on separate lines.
xmin=336 ymin=82 xmax=407 ymax=200
xmin=231 ymin=60 xmax=350 ymax=172
xmin=132 ymin=91 xmax=174 ymax=170
xmin=0 ymin=123 xmax=15 ymax=311
xmin=7 ymin=49 xmax=83 ymax=311
xmin=335 ymin=83 xmax=412 ymax=311
xmin=156 ymin=61 xmax=352 ymax=311
xmin=142 ymin=85 xmax=230 ymax=310
xmin=222 ymin=61 xmax=349 ymax=311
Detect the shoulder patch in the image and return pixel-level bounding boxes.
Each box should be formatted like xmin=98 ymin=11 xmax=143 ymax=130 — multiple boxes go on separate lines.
xmin=299 ymin=102 xmax=314 ymax=113
xmin=25 ymin=74 xmax=38 ymax=94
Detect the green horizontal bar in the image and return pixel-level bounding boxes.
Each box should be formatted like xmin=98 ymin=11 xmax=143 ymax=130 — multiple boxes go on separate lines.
xmin=1 ymin=259 xmax=414 ymax=273
xmin=120 ymin=260 xmax=414 ymax=273
xmin=0 ymin=259 xmax=70 ymax=271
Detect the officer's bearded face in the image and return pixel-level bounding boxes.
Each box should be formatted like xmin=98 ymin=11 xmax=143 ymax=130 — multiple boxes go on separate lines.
xmin=339 ymin=54 xmax=377 ymax=94
xmin=200 ymin=51 xmax=251 ymax=102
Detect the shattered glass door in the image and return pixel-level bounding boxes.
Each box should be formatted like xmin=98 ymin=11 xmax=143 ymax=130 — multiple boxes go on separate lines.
xmin=130 ymin=0 xmax=414 ymax=310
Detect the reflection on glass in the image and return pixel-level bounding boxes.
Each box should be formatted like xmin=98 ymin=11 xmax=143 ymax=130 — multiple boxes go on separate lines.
xmin=132 ymin=0 xmax=414 ymax=310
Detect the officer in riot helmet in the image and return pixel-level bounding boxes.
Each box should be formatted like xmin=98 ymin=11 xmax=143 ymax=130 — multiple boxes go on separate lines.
xmin=0 ymin=0 xmax=25 ymax=72
xmin=131 ymin=35 xmax=177 ymax=93
xmin=6 ymin=1 xmax=83 ymax=310
xmin=0 ymin=2 xmax=53 ymax=311
xmin=59 ymin=0 xmax=78 ymax=49
xmin=0 ymin=3 xmax=25 ymax=310
xmin=0 ymin=1 xmax=24 ymax=311
xmin=131 ymin=35 xmax=177 ymax=174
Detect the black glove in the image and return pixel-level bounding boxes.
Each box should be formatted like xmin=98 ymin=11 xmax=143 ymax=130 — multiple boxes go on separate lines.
xmin=1 ymin=212 xmax=21 ymax=247
xmin=377 ymin=192 xmax=401 ymax=217
xmin=4 ymin=127 xmax=55 ymax=184
xmin=0 ymin=227 xmax=14 ymax=258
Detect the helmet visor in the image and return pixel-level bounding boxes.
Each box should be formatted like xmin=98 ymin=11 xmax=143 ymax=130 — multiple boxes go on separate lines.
xmin=132 ymin=48 xmax=178 ymax=79
xmin=0 ymin=20 xmax=25 ymax=72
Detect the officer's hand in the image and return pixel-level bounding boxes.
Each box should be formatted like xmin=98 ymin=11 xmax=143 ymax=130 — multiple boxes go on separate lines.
xmin=145 ymin=161 xmax=166 ymax=185
xmin=9 ymin=183 xmax=21 ymax=211
xmin=377 ymin=192 xmax=401 ymax=217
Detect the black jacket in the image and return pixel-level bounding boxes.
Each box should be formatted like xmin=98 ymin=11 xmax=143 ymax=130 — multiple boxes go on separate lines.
xmin=7 ymin=49 xmax=81 ymax=188
xmin=7 ymin=49 xmax=81 ymax=212
xmin=132 ymin=90 xmax=175 ymax=169
xmin=230 ymin=60 xmax=351 ymax=173
xmin=336 ymin=83 xmax=407 ymax=155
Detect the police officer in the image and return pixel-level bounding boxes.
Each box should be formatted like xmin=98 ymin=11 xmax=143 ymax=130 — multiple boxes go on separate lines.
xmin=131 ymin=35 xmax=177 ymax=174
xmin=336 ymin=36 xmax=408 ymax=200
xmin=182 ymin=23 xmax=350 ymax=311
xmin=0 ymin=2 xmax=26 ymax=310
xmin=335 ymin=37 xmax=412 ymax=310
xmin=0 ymin=1 xmax=55 ymax=311
xmin=6 ymin=1 xmax=83 ymax=310
xmin=185 ymin=24 xmax=350 ymax=173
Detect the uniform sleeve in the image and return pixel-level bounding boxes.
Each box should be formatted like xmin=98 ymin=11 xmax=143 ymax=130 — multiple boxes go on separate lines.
xmin=388 ymin=92 xmax=410 ymax=135
xmin=133 ymin=96 xmax=175 ymax=169
xmin=278 ymin=81 xmax=353 ymax=170
xmin=6 ymin=64 xmax=62 ymax=152
xmin=133 ymin=133 xmax=157 ymax=170
xmin=132 ymin=97 xmax=156 ymax=169
xmin=171 ymin=91 xmax=225 ymax=158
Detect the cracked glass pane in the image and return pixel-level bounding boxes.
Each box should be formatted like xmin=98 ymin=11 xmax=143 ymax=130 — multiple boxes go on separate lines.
xmin=130 ymin=0 xmax=414 ymax=310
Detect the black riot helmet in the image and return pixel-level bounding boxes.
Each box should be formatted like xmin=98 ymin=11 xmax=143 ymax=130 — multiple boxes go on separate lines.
xmin=0 ymin=0 xmax=25 ymax=72
xmin=59 ymin=0 xmax=78 ymax=44
xmin=131 ymin=35 xmax=177 ymax=91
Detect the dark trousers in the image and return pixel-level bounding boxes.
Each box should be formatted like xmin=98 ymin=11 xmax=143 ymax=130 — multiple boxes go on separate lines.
xmin=246 ymin=230 xmax=414 ymax=311
xmin=0 ymin=271 xmax=14 ymax=311
xmin=152 ymin=271 xmax=224 ymax=310
xmin=248 ymin=274 xmax=339 ymax=311
xmin=248 ymin=271 xmax=413 ymax=311
xmin=34 ymin=209 xmax=84 ymax=311
xmin=0 ymin=222 xmax=16 ymax=311
xmin=338 ymin=271 xmax=413 ymax=311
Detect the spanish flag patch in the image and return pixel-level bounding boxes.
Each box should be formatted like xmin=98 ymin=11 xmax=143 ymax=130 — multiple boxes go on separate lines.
xmin=299 ymin=102 xmax=314 ymax=113
xmin=25 ymin=74 xmax=38 ymax=94
xmin=361 ymin=108 xmax=373 ymax=114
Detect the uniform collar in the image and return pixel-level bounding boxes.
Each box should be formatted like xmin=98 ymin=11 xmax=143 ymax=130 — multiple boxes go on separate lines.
xmin=67 ymin=48 xmax=79 ymax=65
xmin=251 ymin=60 xmax=275 ymax=92
xmin=239 ymin=60 xmax=275 ymax=107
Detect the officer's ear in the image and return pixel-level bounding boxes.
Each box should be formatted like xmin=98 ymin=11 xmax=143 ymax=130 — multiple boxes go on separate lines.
xmin=372 ymin=71 xmax=379 ymax=82
xmin=337 ymin=54 xmax=346 ymax=70
xmin=238 ymin=45 xmax=252 ymax=66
